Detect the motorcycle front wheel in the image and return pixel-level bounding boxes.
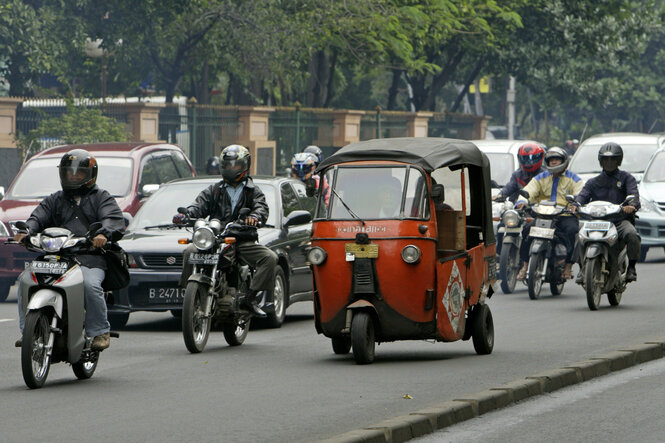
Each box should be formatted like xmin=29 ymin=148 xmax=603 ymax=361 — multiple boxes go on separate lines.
xmin=22 ymin=310 xmax=53 ymax=389
xmin=527 ymin=252 xmax=545 ymax=300
xmin=182 ymin=282 xmax=212 ymax=353
xmin=585 ymin=257 xmax=603 ymax=311
xmin=499 ymin=242 xmax=519 ymax=294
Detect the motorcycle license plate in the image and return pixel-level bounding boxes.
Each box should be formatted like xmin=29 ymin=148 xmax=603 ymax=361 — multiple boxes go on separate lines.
xmin=504 ymin=227 xmax=521 ymax=234
xmin=148 ymin=286 xmax=185 ymax=304
xmin=30 ymin=261 xmax=68 ymax=274
xmin=584 ymin=221 xmax=611 ymax=231
xmin=530 ymin=226 xmax=555 ymax=239
xmin=189 ymin=253 xmax=219 ymax=265
xmin=345 ymin=243 xmax=378 ymax=259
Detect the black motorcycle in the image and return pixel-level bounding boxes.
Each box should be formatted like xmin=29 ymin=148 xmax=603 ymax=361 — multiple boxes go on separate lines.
xmin=496 ymin=199 xmax=527 ymax=294
xmin=179 ymin=208 xmax=263 ymax=353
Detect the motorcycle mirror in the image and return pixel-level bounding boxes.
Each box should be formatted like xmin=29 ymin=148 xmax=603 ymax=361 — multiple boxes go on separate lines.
xmin=14 ymin=221 xmax=28 ymax=232
xmin=238 ymin=208 xmax=251 ymax=218
xmin=623 ymin=194 xmax=636 ymax=205
xmin=177 ymin=207 xmax=188 ymax=215
xmin=565 ymin=195 xmax=575 ymax=203
xmin=431 ymin=184 xmax=445 ymax=203
xmin=519 ymin=190 xmax=530 ymax=199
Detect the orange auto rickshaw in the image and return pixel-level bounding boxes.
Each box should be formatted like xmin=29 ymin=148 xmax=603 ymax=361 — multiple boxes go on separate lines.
xmin=307 ymin=138 xmax=497 ymax=364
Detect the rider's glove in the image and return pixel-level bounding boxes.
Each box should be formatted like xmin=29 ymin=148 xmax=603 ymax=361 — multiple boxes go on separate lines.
xmin=172 ymin=213 xmax=188 ymax=225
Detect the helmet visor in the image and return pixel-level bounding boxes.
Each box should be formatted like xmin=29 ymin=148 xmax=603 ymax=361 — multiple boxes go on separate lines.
xmin=519 ymin=152 xmax=543 ymax=167
xmin=59 ymin=166 xmax=93 ymax=189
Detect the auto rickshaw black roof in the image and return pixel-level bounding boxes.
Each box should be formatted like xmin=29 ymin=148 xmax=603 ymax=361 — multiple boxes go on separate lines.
xmin=318 ymin=137 xmax=496 ymax=245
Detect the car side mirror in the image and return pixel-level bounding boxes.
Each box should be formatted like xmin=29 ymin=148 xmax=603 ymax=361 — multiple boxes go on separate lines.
xmin=431 ymin=184 xmax=445 ymax=204
xmin=283 ymin=210 xmax=312 ymax=228
xmin=122 ymin=212 xmax=133 ymax=228
xmin=0 ymin=186 xmax=4 ymax=199
xmin=141 ymin=184 xmax=160 ymax=199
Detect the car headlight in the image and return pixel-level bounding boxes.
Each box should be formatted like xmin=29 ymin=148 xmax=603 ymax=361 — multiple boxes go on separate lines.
xmin=502 ymin=209 xmax=520 ymax=228
xmin=640 ymin=198 xmax=658 ymax=213
xmin=192 ymin=227 xmax=215 ymax=250
xmin=401 ymin=245 xmax=421 ymax=264
xmin=41 ymin=236 xmax=66 ymax=252
xmin=307 ymin=247 xmax=327 ymax=265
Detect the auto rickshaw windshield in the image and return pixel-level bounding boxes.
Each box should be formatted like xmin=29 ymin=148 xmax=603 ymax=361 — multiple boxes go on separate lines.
xmin=315 ymin=166 xmax=430 ymax=220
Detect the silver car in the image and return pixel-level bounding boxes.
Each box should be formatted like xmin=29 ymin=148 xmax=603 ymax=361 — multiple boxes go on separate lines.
xmin=636 ymin=147 xmax=665 ymax=261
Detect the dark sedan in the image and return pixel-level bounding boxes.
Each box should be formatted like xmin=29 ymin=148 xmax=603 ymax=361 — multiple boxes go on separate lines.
xmin=109 ymin=176 xmax=315 ymax=328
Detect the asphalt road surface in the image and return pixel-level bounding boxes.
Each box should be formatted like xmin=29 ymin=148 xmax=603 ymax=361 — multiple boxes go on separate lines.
xmin=1 ymin=250 xmax=665 ymax=442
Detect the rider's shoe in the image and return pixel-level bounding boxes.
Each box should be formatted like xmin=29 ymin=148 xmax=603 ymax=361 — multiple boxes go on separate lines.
xmin=626 ymin=267 xmax=637 ymax=282
xmin=91 ymin=332 xmax=111 ymax=351
xmin=516 ymin=262 xmax=528 ymax=281
xmin=562 ymin=263 xmax=572 ymax=280
xmin=242 ymin=290 xmax=267 ymax=318
xmin=575 ymin=271 xmax=584 ymax=285
xmin=15 ymin=338 xmax=22 ymax=348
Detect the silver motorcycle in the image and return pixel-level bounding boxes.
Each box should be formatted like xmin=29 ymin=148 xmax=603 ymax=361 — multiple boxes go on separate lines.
xmin=13 ymin=221 xmax=117 ymax=389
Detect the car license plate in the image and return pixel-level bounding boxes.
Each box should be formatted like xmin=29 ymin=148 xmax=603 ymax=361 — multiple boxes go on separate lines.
xmin=148 ymin=287 xmax=185 ymax=304
xmin=584 ymin=221 xmax=611 ymax=231
xmin=189 ymin=253 xmax=219 ymax=265
xmin=30 ymin=261 xmax=68 ymax=274
xmin=530 ymin=226 xmax=555 ymax=239
xmin=345 ymin=243 xmax=378 ymax=258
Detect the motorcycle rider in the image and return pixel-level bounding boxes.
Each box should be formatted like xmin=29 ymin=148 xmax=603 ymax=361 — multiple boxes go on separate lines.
xmin=515 ymin=147 xmax=584 ymax=280
xmin=206 ymin=156 xmax=220 ymax=175
xmin=174 ymin=144 xmax=277 ymax=317
xmin=574 ymin=142 xmax=640 ymax=282
xmin=493 ymin=142 xmax=545 ymax=254
xmin=14 ymin=149 xmax=125 ymax=350
xmin=291 ymin=150 xmax=330 ymax=203
xmin=303 ymin=145 xmax=323 ymax=167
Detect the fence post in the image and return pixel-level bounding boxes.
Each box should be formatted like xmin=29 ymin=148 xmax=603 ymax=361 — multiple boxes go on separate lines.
xmin=295 ymin=101 xmax=301 ymax=152
xmin=332 ymin=110 xmax=365 ymax=148
xmin=236 ymin=106 xmax=276 ymax=175
xmin=406 ymin=111 xmax=433 ymax=137
xmin=124 ymin=102 xmax=165 ymax=142
xmin=376 ymin=105 xmax=382 ymax=138
xmin=188 ymin=98 xmax=198 ymax=168
xmin=0 ymin=97 xmax=24 ymax=148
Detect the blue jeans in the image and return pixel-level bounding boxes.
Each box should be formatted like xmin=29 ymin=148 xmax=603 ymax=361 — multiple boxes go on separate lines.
xmin=18 ymin=266 xmax=110 ymax=337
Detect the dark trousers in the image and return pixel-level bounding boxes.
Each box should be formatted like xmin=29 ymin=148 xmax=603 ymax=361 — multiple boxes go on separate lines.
xmin=616 ymin=219 xmax=641 ymax=261
xmin=520 ymin=216 xmax=579 ymax=264
xmin=180 ymin=242 xmax=278 ymax=291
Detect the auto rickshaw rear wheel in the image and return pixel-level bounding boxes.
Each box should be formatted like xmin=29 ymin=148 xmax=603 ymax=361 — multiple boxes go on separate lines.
xmin=471 ymin=304 xmax=494 ymax=355
xmin=331 ymin=337 xmax=351 ymax=354
xmin=351 ymin=311 xmax=375 ymax=364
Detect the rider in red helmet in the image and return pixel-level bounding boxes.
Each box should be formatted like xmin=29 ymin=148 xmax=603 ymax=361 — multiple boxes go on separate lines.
xmin=494 ymin=142 xmax=545 ymax=203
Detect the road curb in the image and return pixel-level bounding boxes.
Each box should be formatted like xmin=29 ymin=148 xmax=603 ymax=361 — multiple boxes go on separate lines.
xmin=319 ymin=337 xmax=665 ymax=443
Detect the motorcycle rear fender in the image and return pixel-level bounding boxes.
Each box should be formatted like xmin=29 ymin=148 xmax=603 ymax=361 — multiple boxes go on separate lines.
xmin=585 ymin=244 xmax=608 ymax=261
xmin=26 ymin=289 xmax=63 ymax=318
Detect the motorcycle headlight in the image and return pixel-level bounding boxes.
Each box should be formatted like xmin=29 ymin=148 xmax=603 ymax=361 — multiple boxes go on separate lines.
xmin=401 ymin=245 xmax=421 ymax=264
xmin=502 ymin=210 xmax=520 ymax=228
xmin=307 ymin=247 xmax=327 ymax=265
xmin=192 ymin=227 xmax=215 ymax=250
xmin=41 ymin=236 xmax=66 ymax=252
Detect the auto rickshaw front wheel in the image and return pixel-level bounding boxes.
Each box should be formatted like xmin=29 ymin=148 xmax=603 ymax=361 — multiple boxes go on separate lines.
xmin=471 ymin=304 xmax=494 ymax=355
xmin=351 ymin=311 xmax=375 ymax=364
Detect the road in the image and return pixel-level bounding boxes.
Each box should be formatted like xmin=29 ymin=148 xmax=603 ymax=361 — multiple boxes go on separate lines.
xmin=1 ymin=251 xmax=665 ymax=442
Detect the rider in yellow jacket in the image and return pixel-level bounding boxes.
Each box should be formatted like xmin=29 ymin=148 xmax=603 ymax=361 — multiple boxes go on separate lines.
xmin=516 ymin=147 xmax=584 ymax=279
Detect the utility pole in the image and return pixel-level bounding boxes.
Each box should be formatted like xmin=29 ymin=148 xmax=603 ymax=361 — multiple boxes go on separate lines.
xmin=507 ymin=76 xmax=516 ymax=139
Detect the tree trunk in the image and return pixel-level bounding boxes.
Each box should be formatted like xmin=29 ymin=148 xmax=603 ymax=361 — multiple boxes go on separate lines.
xmin=450 ymin=59 xmax=484 ymax=113
xmin=306 ymin=50 xmax=333 ymax=108
xmin=422 ymin=50 xmax=466 ymax=111
xmin=387 ymin=69 xmax=402 ymax=110
xmin=323 ymin=50 xmax=338 ymax=108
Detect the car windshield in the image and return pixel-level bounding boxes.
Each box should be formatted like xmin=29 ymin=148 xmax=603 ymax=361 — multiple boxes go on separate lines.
xmin=129 ymin=181 xmax=277 ymax=229
xmin=7 ymin=157 xmax=133 ymax=199
xmin=570 ymin=143 xmax=659 ymax=174
xmin=316 ymin=166 xmax=429 ymax=220
xmin=643 ymin=151 xmax=665 ymax=182
xmin=484 ymin=153 xmax=514 ymax=187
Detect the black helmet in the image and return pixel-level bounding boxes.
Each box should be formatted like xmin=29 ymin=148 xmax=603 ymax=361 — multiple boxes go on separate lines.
xmin=303 ymin=145 xmax=323 ymax=166
xmin=220 ymin=144 xmax=251 ymax=183
xmin=206 ymin=156 xmax=220 ymax=175
xmin=58 ymin=149 xmax=98 ymax=195
xmin=598 ymin=142 xmax=623 ymax=166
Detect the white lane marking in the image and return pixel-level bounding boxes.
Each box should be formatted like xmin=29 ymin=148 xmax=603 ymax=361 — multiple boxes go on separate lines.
xmin=417 ymin=358 xmax=665 ymax=442
xmin=0 ymin=319 xmax=15 ymax=323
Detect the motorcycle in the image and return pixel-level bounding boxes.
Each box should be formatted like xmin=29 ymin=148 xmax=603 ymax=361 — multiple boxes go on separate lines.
xmin=12 ymin=221 xmax=118 ymax=389
xmin=496 ymin=199 xmax=527 ymax=294
xmin=178 ymin=207 xmax=263 ymax=353
xmin=522 ymin=198 xmax=573 ymax=300
xmin=574 ymin=195 xmax=635 ymax=311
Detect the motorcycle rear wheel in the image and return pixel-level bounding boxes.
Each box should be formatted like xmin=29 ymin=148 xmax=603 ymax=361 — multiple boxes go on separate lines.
xmin=499 ymin=243 xmax=519 ymax=294
xmin=182 ymin=282 xmax=212 ymax=353
xmin=527 ymin=253 xmax=545 ymax=300
xmin=72 ymin=357 xmax=98 ymax=380
xmin=22 ymin=311 xmax=53 ymax=389
xmin=223 ymin=318 xmax=250 ymax=346
xmin=585 ymin=257 xmax=603 ymax=311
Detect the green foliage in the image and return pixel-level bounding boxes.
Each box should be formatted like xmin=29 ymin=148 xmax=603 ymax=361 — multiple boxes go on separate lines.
xmin=16 ymin=101 xmax=129 ymax=156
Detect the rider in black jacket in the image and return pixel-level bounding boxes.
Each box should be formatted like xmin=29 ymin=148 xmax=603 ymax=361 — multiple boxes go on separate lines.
xmin=575 ymin=142 xmax=641 ymax=281
xmin=14 ymin=149 xmax=125 ymax=350
xmin=174 ymin=144 xmax=277 ymax=317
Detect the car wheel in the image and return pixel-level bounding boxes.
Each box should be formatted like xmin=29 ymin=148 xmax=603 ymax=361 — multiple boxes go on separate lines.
xmin=263 ymin=267 xmax=287 ymax=328
xmin=0 ymin=281 xmax=10 ymax=302
xmin=639 ymin=246 xmax=648 ymax=263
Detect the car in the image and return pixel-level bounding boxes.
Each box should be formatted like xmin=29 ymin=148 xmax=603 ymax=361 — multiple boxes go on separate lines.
xmin=636 ymin=147 xmax=665 ymax=261
xmin=0 ymin=142 xmax=196 ymax=301
xmin=569 ymin=133 xmax=665 ymax=183
xmin=108 ymin=175 xmax=315 ymax=329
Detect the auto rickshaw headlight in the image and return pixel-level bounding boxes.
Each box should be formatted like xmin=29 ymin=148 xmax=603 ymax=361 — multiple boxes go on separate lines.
xmin=502 ymin=210 xmax=520 ymax=228
xmin=192 ymin=227 xmax=215 ymax=250
xmin=307 ymin=247 xmax=327 ymax=265
xmin=401 ymin=245 xmax=421 ymax=264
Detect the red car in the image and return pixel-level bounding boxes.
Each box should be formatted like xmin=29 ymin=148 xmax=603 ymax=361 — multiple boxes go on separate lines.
xmin=0 ymin=142 xmax=196 ymax=301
